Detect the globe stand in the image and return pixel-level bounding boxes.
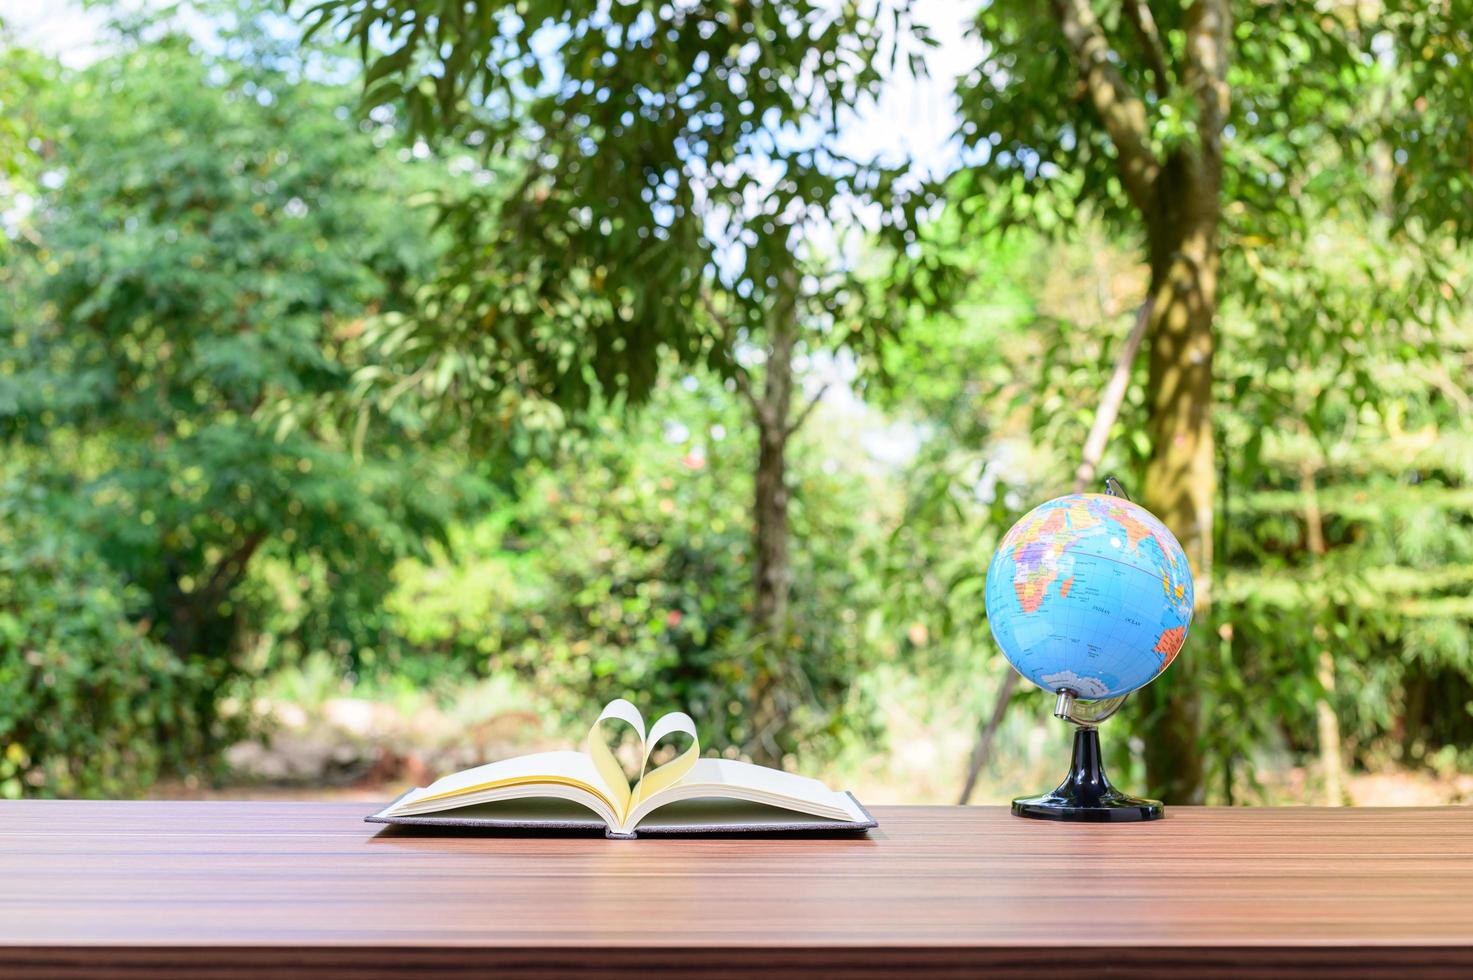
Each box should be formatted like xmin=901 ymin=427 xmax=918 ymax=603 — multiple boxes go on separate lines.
xmin=1011 ymin=690 xmax=1163 ymax=822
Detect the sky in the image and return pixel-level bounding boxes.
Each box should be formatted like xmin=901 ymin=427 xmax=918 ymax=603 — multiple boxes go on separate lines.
xmin=2 ymin=0 xmax=116 ymax=66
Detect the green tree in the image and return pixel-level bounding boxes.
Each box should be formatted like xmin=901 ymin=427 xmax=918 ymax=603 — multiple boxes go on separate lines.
xmin=0 ymin=27 xmax=48 ymax=256
xmin=1211 ymin=225 xmax=1473 ymax=801
xmin=951 ymin=0 xmax=1459 ymax=800
xmin=0 ymin=473 xmax=214 ymax=798
xmin=1381 ymin=1 xmax=1473 ymax=241
xmin=297 ymin=0 xmax=940 ymax=763
xmin=0 ymin=20 xmax=480 ymax=760
xmin=878 ymin=209 xmax=1473 ymax=802
xmin=390 ymin=369 xmax=888 ymax=760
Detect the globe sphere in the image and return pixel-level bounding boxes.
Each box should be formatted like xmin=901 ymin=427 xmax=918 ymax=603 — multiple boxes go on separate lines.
xmin=984 ymin=492 xmax=1194 ymax=700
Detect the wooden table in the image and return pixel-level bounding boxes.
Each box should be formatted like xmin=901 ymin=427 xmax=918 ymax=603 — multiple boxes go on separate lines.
xmin=2 ymin=802 xmax=1471 ymax=977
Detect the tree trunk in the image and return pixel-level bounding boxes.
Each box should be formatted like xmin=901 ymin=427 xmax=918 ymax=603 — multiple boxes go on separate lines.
xmin=1315 ymin=649 xmax=1346 ymax=805
xmin=747 ymin=275 xmax=798 ymax=768
xmin=1044 ymin=0 xmax=1230 ymax=804
xmin=1035 ymin=0 xmax=1230 ymax=805
xmin=1136 ymin=153 xmax=1220 ymax=805
xmin=163 ymin=532 xmax=265 ymax=661
xmin=958 ymin=299 xmax=1152 ymax=804
xmin=1300 ymin=455 xmax=1346 ymax=806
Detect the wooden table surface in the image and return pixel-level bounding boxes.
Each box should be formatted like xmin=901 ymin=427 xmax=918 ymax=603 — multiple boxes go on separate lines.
xmin=2 ymin=801 xmax=1471 ymax=977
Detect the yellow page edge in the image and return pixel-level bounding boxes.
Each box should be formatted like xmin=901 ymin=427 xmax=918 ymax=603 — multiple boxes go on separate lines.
xmin=412 ymin=775 xmax=614 ymax=809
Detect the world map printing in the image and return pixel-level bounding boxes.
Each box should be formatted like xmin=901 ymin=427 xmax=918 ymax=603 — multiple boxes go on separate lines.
xmin=984 ymin=493 xmax=1195 ymax=699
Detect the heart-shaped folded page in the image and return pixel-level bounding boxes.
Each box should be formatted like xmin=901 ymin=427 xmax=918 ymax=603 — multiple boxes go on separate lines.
xmin=586 ymin=699 xmax=645 ymax=816
xmin=585 ymin=699 xmax=700 ymax=819
xmin=631 ymin=709 xmax=699 ymax=808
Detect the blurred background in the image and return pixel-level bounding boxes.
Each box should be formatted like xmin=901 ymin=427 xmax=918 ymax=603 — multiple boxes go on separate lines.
xmin=1 ymin=0 xmax=1469 ymax=807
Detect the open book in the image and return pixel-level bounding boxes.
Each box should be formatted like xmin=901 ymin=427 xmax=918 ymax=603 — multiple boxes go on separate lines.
xmin=366 ymin=699 xmax=876 ymax=839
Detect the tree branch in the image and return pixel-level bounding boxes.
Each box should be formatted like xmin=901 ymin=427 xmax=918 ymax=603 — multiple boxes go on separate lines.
xmin=1182 ymin=0 xmax=1231 ymax=166
xmin=1123 ymin=0 xmax=1172 ymax=100
xmin=959 ymin=294 xmax=1152 ymax=805
xmin=200 ymin=532 xmax=267 ymax=605
xmin=1048 ymin=0 xmax=1161 ymax=210
xmin=700 ymin=290 xmax=763 ymax=417
xmin=1074 ymin=295 xmax=1153 ymax=489
xmin=698 ymin=289 xmax=730 ymax=335
xmin=957 ymin=671 xmax=1017 ymax=805
xmin=731 ymin=361 xmax=762 ymax=420
xmin=785 ymin=383 xmax=830 ymax=437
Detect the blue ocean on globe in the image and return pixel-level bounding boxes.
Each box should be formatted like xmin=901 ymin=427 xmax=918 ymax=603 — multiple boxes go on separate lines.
xmin=984 ymin=493 xmax=1195 ymax=700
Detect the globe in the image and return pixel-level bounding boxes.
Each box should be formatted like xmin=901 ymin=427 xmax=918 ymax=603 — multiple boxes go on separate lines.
xmin=985 ymin=492 xmax=1194 ymax=700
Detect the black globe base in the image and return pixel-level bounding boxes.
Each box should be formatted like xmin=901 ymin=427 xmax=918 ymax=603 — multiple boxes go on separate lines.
xmin=1011 ymin=726 xmax=1163 ymax=822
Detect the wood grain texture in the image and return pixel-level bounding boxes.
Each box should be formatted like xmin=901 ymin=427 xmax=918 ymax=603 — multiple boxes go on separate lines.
xmin=2 ymin=802 xmax=1471 ymax=977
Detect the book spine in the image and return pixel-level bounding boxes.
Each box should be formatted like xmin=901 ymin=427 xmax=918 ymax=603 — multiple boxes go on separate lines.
xmin=604 ymin=828 xmax=638 ymax=840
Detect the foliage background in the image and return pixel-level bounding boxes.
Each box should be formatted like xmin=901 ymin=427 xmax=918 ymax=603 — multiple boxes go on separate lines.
xmin=0 ymin=0 xmax=1469 ymax=804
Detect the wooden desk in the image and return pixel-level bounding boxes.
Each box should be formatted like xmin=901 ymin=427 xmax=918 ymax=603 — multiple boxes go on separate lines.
xmin=2 ymin=802 xmax=1470 ymax=977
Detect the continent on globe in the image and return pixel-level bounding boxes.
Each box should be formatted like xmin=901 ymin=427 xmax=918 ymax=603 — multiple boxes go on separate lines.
xmin=984 ymin=493 xmax=1195 ymax=700
xmin=1039 ymin=670 xmax=1112 ymax=700
xmin=1153 ymin=625 xmax=1188 ymax=666
xmin=1007 ymin=506 xmax=1072 ymax=614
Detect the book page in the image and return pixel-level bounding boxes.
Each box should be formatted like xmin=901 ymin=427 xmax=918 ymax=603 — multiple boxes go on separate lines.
xmin=630 ymin=710 xmax=700 ymax=807
xmin=386 ymin=778 xmax=621 ymax=827
xmin=378 ymin=700 xmax=867 ymax=836
xmin=625 ymin=758 xmax=865 ymax=831
xmin=385 ymin=750 xmax=612 ymax=814
xmin=388 ymin=798 xmax=610 ymax=825
xmin=632 ymin=798 xmax=867 ymax=831
xmin=379 ymin=698 xmax=678 ymax=829
xmin=584 ymin=698 xmax=646 ymax=817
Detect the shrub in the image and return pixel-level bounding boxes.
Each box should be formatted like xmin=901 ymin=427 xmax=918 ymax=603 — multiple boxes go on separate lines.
xmin=389 ymin=380 xmax=889 ymax=762
xmin=0 ymin=482 xmax=217 ymax=797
